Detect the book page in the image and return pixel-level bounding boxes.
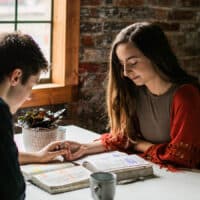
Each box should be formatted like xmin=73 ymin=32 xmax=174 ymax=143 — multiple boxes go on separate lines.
xmin=21 ymin=162 xmax=74 ymax=179
xmin=75 ymin=151 xmax=127 ymax=165
xmin=83 ymin=154 xmax=151 ymax=172
xmin=31 ymin=166 xmax=91 ymax=187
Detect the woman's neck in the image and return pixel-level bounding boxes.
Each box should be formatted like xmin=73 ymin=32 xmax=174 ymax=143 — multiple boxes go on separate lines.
xmin=145 ymin=77 xmax=172 ymax=96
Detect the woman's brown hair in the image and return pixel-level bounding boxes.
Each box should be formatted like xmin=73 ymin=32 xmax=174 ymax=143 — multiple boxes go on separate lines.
xmin=107 ymin=22 xmax=199 ymax=140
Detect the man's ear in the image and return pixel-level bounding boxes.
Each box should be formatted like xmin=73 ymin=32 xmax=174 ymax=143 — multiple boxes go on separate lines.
xmin=9 ymin=69 xmax=23 ymax=86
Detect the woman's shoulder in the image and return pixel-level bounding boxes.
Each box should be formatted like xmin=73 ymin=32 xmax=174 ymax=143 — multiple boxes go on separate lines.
xmin=173 ymin=83 xmax=200 ymax=107
xmin=174 ymin=83 xmax=199 ymax=97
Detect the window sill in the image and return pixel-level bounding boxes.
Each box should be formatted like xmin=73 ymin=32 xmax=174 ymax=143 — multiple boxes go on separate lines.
xmin=21 ymin=0 xmax=80 ymax=109
xmin=21 ymin=84 xmax=77 ymax=108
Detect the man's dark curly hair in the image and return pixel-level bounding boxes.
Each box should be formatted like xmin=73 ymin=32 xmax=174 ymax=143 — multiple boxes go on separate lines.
xmin=0 ymin=32 xmax=48 ymax=84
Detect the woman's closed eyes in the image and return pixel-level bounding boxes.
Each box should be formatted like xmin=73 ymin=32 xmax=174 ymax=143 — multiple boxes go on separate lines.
xmin=125 ymin=61 xmax=137 ymax=68
xmin=119 ymin=57 xmax=139 ymax=70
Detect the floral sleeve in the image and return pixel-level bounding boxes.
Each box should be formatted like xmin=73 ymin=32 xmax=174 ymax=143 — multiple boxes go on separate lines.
xmin=99 ymin=114 xmax=140 ymax=152
xmin=100 ymin=133 xmax=129 ymax=151
xmin=141 ymin=85 xmax=200 ymax=170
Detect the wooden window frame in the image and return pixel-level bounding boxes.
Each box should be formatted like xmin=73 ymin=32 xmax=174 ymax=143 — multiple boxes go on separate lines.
xmin=21 ymin=0 xmax=80 ymax=108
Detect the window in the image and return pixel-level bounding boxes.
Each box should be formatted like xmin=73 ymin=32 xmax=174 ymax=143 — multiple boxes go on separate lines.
xmin=0 ymin=0 xmax=80 ymax=107
xmin=0 ymin=0 xmax=52 ymax=80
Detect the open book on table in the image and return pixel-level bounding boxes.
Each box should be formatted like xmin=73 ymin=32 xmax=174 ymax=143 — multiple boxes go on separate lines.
xmin=20 ymin=151 xmax=154 ymax=194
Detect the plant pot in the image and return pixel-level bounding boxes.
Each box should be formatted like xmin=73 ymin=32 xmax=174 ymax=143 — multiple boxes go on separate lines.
xmin=22 ymin=126 xmax=66 ymax=152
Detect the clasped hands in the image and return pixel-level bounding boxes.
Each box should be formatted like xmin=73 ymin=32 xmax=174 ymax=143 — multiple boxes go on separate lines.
xmin=35 ymin=138 xmax=154 ymax=164
xmin=51 ymin=138 xmax=153 ymax=161
xmin=19 ymin=140 xmax=83 ymax=165
xmin=52 ymin=141 xmax=85 ymax=161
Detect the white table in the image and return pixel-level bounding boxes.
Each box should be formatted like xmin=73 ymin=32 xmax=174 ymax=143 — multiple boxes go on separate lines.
xmin=15 ymin=125 xmax=200 ymax=200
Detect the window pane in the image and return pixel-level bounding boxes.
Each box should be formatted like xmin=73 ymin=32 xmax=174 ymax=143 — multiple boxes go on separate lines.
xmin=18 ymin=0 xmax=52 ymax=21
xmin=18 ymin=23 xmax=51 ymax=79
xmin=0 ymin=24 xmax=14 ymax=32
xmin=0 ymin=0 xmax=15 ymax=20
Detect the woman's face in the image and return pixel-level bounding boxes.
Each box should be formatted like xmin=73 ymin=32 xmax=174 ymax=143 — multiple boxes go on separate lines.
xmin=116 ymin=42 xmax=159 ymax=86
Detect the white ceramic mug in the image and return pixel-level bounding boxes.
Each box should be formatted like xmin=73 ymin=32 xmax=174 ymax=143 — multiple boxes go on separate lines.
xmin=90 ymin=172 xmax=117 ymax=200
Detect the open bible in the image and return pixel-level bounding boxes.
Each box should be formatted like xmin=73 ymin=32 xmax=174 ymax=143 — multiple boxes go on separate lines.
xmin=21 ymin=151 xmax=154 ymax=194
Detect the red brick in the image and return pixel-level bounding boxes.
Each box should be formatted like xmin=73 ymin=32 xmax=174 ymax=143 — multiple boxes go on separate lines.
xmin=90 ymin=8 xmax=99 ymax=17
xmin=178 ymin=0 xmax=200 ymax=7
xmin=81 ymin=35 xmax=94 ymax=47
xmin=167 ymin=33 xmax=185 ymax=46
xmin=168 ymin=9 xmax=195 ymax=20
xmin=155 ymin=22 xmax=180 ymax=31
xmin=153 ymin=8 xmax=169 ymax=19
xmin=79 ymin=63 xmax=100 ymax=73
xmin=148 ymin=0 xmax=176 ymax=6
xmin=115 ymin=0 xmax=145 ymax=7
xmin=158 ymin=0 xmax=176 ymax=6
xmin=180 ymin=56 xmax=200 ymax=71
xmin=81 ymin=0 xmax=102 ymax=6
xmin=180 ymin=23 xmax=198 ymax=32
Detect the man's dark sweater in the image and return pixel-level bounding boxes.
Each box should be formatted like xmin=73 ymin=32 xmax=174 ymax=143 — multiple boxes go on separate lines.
xmin=0 ymin=98 xmax=25 ymax=200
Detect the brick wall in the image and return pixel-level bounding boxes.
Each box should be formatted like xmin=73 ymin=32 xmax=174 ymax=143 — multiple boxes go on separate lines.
xmin=73 ymin=0 xmax=200 ymax=133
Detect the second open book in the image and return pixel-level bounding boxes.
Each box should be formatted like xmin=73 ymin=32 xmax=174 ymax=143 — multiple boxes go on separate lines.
xmin=21 ymin=151 xmax=154 ymax=194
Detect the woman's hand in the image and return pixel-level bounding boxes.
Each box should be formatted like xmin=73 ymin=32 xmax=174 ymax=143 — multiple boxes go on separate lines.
xmin=19 ymin=141 xmax=68 ymax=164
xmin=62 ymin=141 xmax=87 ymax=161
xmin=63 ymin=140 xmax=106 ymax=161
xmin=134 ymin=139 xmax=154 ymax=152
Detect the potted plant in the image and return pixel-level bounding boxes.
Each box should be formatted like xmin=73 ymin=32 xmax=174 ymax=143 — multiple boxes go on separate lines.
xmin=17 ymin=108 xmax=66 ymax=152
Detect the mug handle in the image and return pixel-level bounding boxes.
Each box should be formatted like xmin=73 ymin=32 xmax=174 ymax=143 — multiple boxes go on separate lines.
xmin=94 ymin=184 xmax=102 ymax=200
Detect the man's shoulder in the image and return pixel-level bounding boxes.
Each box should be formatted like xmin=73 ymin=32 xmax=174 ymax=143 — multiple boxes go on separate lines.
xmin=0 ymin=98 xmax=10 ymax=115
xmin=0 ymin=97 xmax=8 ymax=108
xmin=0 ymin=98 xmax=12 ymax=130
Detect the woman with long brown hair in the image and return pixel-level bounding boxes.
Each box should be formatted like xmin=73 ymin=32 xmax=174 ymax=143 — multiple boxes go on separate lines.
xmin=65 ymin=22 xmax=200 ymax=170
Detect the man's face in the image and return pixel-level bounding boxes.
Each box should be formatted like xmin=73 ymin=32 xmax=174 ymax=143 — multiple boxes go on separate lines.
xmin=8 ymin=73 xmax=40 ymax=114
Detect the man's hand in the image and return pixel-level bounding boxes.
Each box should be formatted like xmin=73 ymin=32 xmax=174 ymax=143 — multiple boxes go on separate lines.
xmin=35 ymin=141 xmax=69 ymax=163
xmin=19 ymin=141 xmax=69 ymax=164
